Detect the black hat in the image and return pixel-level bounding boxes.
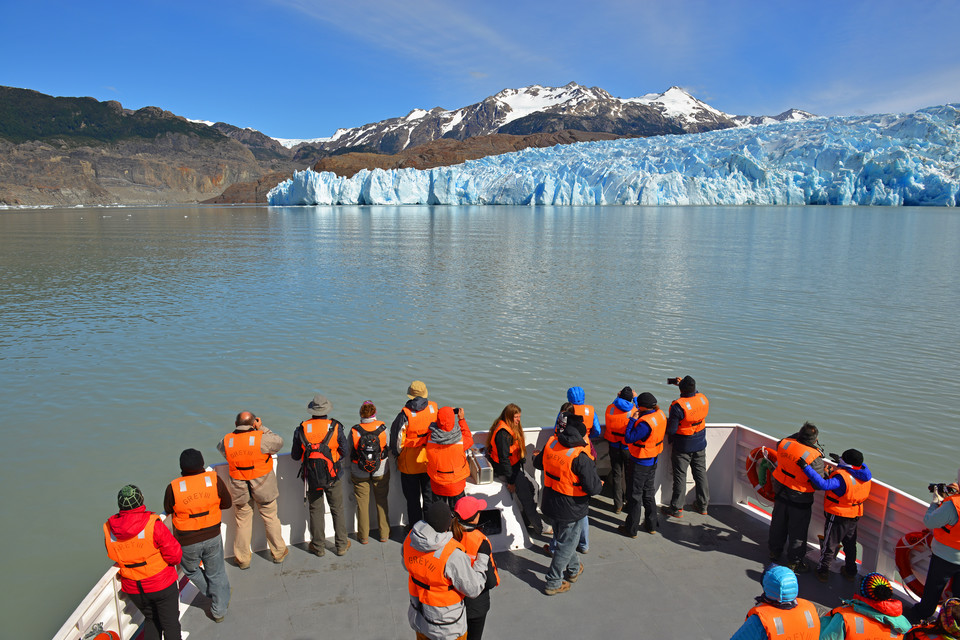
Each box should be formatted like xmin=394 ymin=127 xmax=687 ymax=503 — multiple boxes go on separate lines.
xmin=679 ymin=376 xmax=696 ymax=393
xmin=636 ymin=392 xmax=658 ymax=408
xmin=842 ymin=449 xmax=864 ymax=467
xmin=117 ymin=484 xmax=144 ymax=511
xmin=564 ymin=412 xmax=587 ymax=437
xmin=180 ymin=448 xmax=205 ymax=474
xmin=426 ymin=501 xmax=453 ymax=533
xmin=618 ymin=386 xmax=635 ymax=401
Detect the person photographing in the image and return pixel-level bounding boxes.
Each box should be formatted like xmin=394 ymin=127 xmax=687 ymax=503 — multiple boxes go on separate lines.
xmin=907 ymin=474 xmax=960 ymax=624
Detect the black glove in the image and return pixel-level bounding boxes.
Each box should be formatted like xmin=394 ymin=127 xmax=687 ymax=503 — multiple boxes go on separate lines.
xmin=796 ymin=457 xmax=809 ymax=469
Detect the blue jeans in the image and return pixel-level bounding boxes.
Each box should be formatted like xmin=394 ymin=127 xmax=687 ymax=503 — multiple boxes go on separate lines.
xmin=550 ymin=515 xmax=589 ymax=553
xmin=181 ymin=535 xmax=230 ymax=617
xmin=545 ymin=518 xmax=584 ymax=590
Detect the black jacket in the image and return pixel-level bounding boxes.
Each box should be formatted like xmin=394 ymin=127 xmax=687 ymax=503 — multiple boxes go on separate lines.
xmin=534 ymin=428 xmax=603 ymax=524
xmin=772 ymin=431 xmax=825 ymax=505
xmin=389 ymin=396 xmax=430 ymax=457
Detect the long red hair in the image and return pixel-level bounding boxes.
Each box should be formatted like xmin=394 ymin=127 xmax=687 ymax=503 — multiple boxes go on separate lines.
xmin=487 ymin=403 xmax=525 ymax=452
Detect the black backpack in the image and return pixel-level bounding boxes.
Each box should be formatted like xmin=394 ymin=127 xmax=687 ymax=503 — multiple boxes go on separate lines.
xmin=353 ymin=424 xmax=386 ymax=474
xmin=298 ymin=422 xmax=340 ymax=491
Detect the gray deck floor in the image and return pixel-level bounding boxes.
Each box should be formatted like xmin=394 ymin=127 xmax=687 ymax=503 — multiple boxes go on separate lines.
xmin=179 ymin=496 xmax=888 ymax=640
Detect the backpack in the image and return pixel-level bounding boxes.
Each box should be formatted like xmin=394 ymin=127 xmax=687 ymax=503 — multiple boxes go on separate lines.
xmin=353 ymin=424 xmax=386 ymax=474
xmin=298 ymin=422 xmax=340 ymax=491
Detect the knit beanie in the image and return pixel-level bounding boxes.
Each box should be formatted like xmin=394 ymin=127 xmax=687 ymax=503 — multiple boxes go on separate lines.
xmin=179 ymin=448 xmax=205 ymax=474
xmin=437 ymin=406 xmax=456 ymax=431
xmin=841 ymin=449 xmax=864 ymax=467
xmin=565 ymin=412 xmax=587 ymax=438
xmin=117 ymin=484 xmax=144 ymax=511
xmin=679 ymin=376 xmax=696 ymax=394
xmin=859 ymin=572 xmax=894 ymax=602
xmin=939 ymin=598 xmax=960 ymax=636
xmin=426 ymin=501 xmax=453 ymax=533
xmin=636 ymin=392 xmax=658 ymax=409
xmin=618 ymin=386 xmax=635 ymax=401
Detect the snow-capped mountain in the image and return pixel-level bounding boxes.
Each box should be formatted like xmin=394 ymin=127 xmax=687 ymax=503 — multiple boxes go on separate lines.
xmin=279 ymin=83 xmax=815 ymax=155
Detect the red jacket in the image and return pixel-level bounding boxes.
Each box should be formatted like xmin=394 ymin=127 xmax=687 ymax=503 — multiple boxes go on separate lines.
xmin=105 ymin=506 xmax=182 ymax=594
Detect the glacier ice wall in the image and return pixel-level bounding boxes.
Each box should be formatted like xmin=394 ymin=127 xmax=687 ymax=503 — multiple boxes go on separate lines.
xmin=268 ymin=105 xmax=960 ymax=207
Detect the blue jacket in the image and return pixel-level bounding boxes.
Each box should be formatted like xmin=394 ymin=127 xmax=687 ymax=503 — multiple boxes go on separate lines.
xmin=665 ymin=392 xmax=707 ymax=453
xmin=802 ymin=462 xmax=872 ymax=496
xmin=624 ymin=408 xmax=659 ymax=466
xmin=566 ymin=386 xmax=602 ymax=439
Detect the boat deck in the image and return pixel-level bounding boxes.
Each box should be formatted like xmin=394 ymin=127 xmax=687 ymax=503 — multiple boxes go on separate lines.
xmin=177 ymin=497 xmax=875 ymax=640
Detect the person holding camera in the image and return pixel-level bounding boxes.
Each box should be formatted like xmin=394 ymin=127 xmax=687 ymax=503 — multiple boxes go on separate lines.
xmin=798 ymin=448 xmax=872 ymax=582
xmin=906 ymin=473 xmax=960 ymax=625
xmin=663 ymin=375 xmax=710 ymax=518
xmin=425 ymin=406 xmax=474 ymax=509
xmin=218 ymin=410 xmax=288 ymax=567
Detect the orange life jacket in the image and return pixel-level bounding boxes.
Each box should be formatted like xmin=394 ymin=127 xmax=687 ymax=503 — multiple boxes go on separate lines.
xmin=398 ymin=401 xmax=438 ymax=474
xmin=933 ymin=495 xmax=960 ymax=550
xmin=747 ymin=599 xmax=820 ymax=640
xmin=302 ymin=418 xmax=343 ymax=462
xmin=824 ymin=468 xmax=872 ymax=518
xmin=103 ymin=514 xmax=169 ymax=582
xmin=907 ymin=626 xmax=948 ymax=640
xmin=223 ymin=429 xmax=274 ymax=480
xmin=170 ymin=471 xmax=221 ymax=531
xmin=671 ymin=393 xmax=709 ymax=436
xmin=487 ymin=420 xmax=523 ymax=466
xmin=572 ymin=404 xmax=596 ymax=431
xmin=828 ymin=605 xmax=903 ymax=639
xmin=403 ymin=534 xmax=464 ymax=607
xmin=426 ymin=438 xmax=470 ymax=491
xmin=460 ymin=528 xmax=499 ymax=587
xmin=603 ymin=403 xmax=632 ymax=445
xmin=772 ymin=438 xmax=821 ymax=493
xmin=542 ymin=434 xmax=593 ymax=497
xmin=626 ymin=409 xmax=667 ymax=460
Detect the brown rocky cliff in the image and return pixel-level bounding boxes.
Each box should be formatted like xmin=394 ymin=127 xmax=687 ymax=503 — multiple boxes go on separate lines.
xmin=208 ymin=130 xmax=622 ymax=204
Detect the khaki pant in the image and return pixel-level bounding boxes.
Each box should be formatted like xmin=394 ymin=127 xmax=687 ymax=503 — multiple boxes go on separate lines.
xmin=351 ymin=471 xmax=390 ymax=541
xmin=233 ymin=497 xmax=287 ymax=564
xmin=416 ymin=633 xmax=466 ymax=640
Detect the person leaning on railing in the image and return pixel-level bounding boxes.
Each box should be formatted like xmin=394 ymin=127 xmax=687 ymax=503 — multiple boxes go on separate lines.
xmin=906 ymin=474 xmax=960 ymax=625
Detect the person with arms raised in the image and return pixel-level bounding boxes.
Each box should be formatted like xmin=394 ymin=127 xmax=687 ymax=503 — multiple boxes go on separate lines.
xmin=663 ymin=375 xmax=710 ymax=518
xmin=218 ymin=410 xmax=288 ymax=567
xmin=906 ymin=472 xmax=960 ymax=625
xmin=425 ymin=406 xmax=474 ymax=509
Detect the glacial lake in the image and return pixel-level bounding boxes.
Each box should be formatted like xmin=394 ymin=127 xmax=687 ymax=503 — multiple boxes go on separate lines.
xmin=1 ymin=204 xmax=959 ymax=638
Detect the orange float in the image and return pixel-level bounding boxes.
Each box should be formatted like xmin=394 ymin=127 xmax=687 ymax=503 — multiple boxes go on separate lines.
xmin=746 ymin=446 xmax=778 ymax=502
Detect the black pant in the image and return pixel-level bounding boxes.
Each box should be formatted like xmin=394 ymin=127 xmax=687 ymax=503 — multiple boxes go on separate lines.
xmin=768 ymin=496 xmax=813 ymax=564
xmin=432 ymin=491 xmax=465 ymax=510
xmin=818 ymin=512 xmax=859 ymax=572
xmin=467 ymin=615 xmax=487 ymax=640
xmin=126 ymin=582 xmax=182 ymax=640
xmin=400 ymin=471 xmax=433 ymax=525
xmin=624 ymin=461 xmax=658 ymax=535
xmin=908 ymin=553 xmax=960 ymax=623
xmin=607 ymin=446 xmax=628 ymax=511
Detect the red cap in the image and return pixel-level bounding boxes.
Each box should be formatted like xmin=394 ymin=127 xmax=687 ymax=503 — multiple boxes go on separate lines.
xmin=454 ymin=496 xmax=487 ymax=520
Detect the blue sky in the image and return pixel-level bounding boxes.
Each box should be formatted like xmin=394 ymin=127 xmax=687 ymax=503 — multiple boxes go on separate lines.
xmin=3 ymin=0 xmax=959 ymax=139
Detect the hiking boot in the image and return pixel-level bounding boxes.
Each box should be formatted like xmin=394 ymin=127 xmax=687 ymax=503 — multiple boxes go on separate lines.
xmin=788 ymin=560 xmax=810 ymax=574
xmin=617 ymin=524 xmax=637 ymax=539
xmin=566 ymin=563 xmax=585 ymax=583
xmin=273 ymin=547 xmax=290 ymax=564
xmin=840 ymin=566 xmax=858 ymax=582
xmin=335 ymin=540 xmax=352 ymax=556
xmin=544 ymin=581 xmax=571 ymax=596
xmin=358 ymin=537 xmax=369 ymax=545
xmin=577 ymin=546 xmax=589 ymax=554
xmin=643 ymin=521 xmax=657 ymax=535
xmin=695 ymin=505 xmax=708 ymax=516
xmin=309 ymin=545 xmax=325 ymax=557
xmin=236 ymin=559 xmax=250 ymax=570
xmin=661 ymin=506 xmax=683 ymax=518
xmin=816 ymin=569 xmax=829 ymax=583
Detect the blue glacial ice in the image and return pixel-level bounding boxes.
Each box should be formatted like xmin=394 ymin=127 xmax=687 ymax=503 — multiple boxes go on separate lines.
xmin=268 ymin=105 xmax=960 ymax=206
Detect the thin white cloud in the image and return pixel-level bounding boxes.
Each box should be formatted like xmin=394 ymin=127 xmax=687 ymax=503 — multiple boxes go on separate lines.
xmin=803 ymin=65 xmax=960 ymax=116
xmin=273 ymin=0 xmax=554 ymax=75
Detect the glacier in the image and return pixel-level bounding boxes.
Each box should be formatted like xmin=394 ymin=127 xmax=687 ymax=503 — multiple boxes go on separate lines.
xmin=267 ymin=105 xmax=960 ymax=207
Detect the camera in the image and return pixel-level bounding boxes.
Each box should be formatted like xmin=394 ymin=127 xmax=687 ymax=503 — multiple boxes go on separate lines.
xmin=828 ymin=452 xmax=842 ymax=464
xmin=929 ymin=483 xmax=957 ymax=495
xmin=453 ymin=407 xmax=461 ymax=415
xmin=667 ymin=377 xmax=681 ymax=386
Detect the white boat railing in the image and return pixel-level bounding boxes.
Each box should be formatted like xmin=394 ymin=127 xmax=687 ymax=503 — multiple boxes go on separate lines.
xmin=53 ymin=423 xmax=932 ymax=640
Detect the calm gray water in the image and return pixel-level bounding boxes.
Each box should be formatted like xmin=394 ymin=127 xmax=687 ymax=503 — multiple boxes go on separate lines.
xmin=2 ymin=204 xmax=959 ymax=638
